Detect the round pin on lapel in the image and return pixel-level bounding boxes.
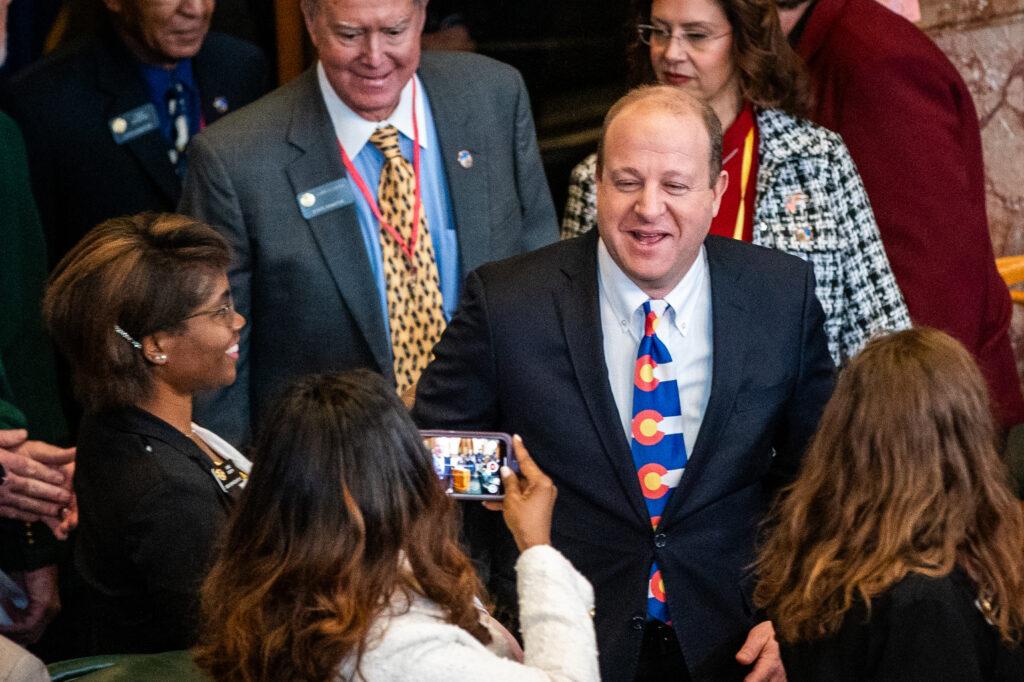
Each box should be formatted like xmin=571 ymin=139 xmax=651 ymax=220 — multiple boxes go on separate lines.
xmin=111 ymin=117 xmax=128 ymax=135
xmin=212 ymin=96 xmax=229 ymax=114
xmin=299 ymin=192 xmax=316 ymax=208
xmin=457 ymin=150 xmax=473 ymax=169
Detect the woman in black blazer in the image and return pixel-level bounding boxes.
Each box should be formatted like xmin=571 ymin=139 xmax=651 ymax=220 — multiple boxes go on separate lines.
xmin=754 ymin=328 xmax=1024 ymax=681
xmin=44 ymin=213 xmax=248 ymax=655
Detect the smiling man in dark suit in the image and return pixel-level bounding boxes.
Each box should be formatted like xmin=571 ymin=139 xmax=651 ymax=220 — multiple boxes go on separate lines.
xmin=2 ymin=0 xmax=268 ymax=267
xmin=179 ymin=0 xmax=557 ymax=445
xmin=414 ymin=86 xmax=835 ymax=681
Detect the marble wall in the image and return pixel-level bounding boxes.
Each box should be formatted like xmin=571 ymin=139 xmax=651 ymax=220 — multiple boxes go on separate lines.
xmin=919 ymin=0 xmax=1024 ymax=376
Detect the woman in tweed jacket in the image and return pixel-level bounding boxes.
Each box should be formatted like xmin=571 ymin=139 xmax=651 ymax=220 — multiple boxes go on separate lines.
xmin=563 ymin=0 xmax=910 ymax=365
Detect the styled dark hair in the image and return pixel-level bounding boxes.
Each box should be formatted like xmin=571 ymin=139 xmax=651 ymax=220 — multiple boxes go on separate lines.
xmin=43 ymin=213 xmax=230 ymax=412
xmin=596 ymin=84 xmax=723 ymax=186
xmin=194 ymin=370 xmax=490 ymax=681
xmin=628 ymin=0 xmax=809 ymax=116
xmin=755 ymin=328 xmax=1024 ymax=644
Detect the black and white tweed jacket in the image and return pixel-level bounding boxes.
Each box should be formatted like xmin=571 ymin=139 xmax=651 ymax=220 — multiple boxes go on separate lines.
xmin=561 ymin=107 xmax=911 ymax=365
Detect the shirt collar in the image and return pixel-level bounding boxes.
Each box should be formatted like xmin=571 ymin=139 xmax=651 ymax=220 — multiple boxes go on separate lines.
xmin=316 ymin=61 xmax=428 ymax=159
xmin=597 ymin=237 xmax=708 ymax=339
xmin=139 ymin=59 xmax=196 ymax=94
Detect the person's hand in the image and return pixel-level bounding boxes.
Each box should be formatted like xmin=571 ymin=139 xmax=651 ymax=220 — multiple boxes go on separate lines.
xmin=41 ymin=466 xmax=77 ymax=541
xmin=736 ymin=620 xmax=787 ymax=682
xmin=0 ymin=431 xmax=73 ymax=522
xmin=13 ymin=438 xmax=76 ymax=470
xmin=37 ymin=454 xmax=77 ymax=541
xmin=497 ymin=435 xmax=556 ymax=552
xmin=16 ymin=440 xmax=77 ymax=537
xmin=0 ymin=565 xmax=60 ymax=645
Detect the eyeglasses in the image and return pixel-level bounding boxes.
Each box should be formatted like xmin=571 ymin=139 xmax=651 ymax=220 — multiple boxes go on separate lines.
xmin=181 ymin=295 xmax=236 ymax=326
xmin=637 ymin=24 xmax=731 ymax=52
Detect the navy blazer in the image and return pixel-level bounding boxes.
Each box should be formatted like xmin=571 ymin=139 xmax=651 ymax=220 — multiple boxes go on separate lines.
xmin=413 ymin=231 xmax=836 ymax=681
xmin=1 ymin=27 xmax=268 ymax=266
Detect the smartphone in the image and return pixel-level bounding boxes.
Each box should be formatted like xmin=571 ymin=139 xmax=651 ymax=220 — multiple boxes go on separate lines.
xmin=420 ymin=430 xmax=517 ymax=500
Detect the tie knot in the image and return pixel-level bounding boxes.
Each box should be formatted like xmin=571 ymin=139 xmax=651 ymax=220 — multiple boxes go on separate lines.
xmin=370 ymin=125 xmax=404 ymax=161
xmin=642 ymin=300 xmax=669 ymax=337
xmin=643 ymin=300 xmax=669 ymax=317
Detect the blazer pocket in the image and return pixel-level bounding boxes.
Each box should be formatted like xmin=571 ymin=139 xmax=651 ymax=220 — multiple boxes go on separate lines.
xmin=733 ymin=381 xmax=790 ymax=413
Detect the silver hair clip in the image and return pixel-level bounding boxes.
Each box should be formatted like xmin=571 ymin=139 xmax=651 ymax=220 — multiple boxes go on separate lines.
xmin=113 ymin=324 xmax=142 ymax=350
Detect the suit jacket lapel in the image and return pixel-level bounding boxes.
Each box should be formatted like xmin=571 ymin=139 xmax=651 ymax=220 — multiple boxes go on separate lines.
xmin=416 ymin=54 xmax=490 ymax=278
xmin=558 ymin=232 xmax=650 ymax=523
xmin=192 ymin=40 xmax=231 ymax=126
xmin=662 ymin=237 xmax=750 ymax=520
xmin=284 ymin=69 xmax=391 ymax=375
xmin=94 ymin=34 xmax=180 ymax=204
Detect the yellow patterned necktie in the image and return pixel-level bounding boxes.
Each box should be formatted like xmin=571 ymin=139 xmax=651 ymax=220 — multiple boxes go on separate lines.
xmin=369 ymin=124 xmax=446 ymax=394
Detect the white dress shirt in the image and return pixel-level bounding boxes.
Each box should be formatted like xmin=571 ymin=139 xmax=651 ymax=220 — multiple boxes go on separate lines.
xmin=598 ymin=239 xmax=713 ymax=459
xmin=191 ymin=423 xmax=252 ymax=474
xmin=318 ymin=63 xmax=430 ymax=159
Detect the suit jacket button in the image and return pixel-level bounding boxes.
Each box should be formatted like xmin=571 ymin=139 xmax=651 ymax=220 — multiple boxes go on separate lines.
xmin=654 ymin=533 xmax=667 ymax=548
xmin=631 ymin=615 xmax=645 ymax=631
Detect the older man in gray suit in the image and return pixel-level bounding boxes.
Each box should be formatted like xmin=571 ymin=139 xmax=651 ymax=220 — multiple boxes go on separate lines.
xmin=180 ymin=0 xmax=557 ymax=444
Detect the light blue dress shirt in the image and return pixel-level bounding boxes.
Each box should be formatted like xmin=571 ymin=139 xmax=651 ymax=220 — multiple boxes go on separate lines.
xmin=317 ymin=65 xmax=460 ymax=338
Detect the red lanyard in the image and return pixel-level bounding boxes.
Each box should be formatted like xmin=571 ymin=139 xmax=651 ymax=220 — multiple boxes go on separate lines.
xmin=338 ymin=80 xmax=422 ymax=263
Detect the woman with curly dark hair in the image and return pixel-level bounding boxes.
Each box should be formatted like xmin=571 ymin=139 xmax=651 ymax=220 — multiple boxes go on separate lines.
xmin=562 ymin=0 xmax=910 ymax=366
xmin=755 ymin=328 xmax=1024 ymax=680
xmin=194 ymin=370 xmax=598 ymax=681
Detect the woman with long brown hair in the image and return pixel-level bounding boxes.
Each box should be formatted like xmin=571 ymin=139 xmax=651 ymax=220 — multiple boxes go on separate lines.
xmin=194 ymin=370 xmax=598 ymax=681
xmin=755 ymin=328 xmax=1024 ymax=679
xmin=562 ymin=0 xmax=909 ymax=366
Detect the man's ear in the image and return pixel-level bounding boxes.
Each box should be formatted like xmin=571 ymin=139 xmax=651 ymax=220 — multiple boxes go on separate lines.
xmin=301 ymin=1 xmax=320 ymax=50
xmin=415 ymin=0 xmax=430 ymax=32
xmin=710 ymin=169 xmax=729 ymax=218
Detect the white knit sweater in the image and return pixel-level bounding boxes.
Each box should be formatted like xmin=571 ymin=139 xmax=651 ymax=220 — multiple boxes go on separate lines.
xmin=334 ymin=545 xmax=599 ymax=681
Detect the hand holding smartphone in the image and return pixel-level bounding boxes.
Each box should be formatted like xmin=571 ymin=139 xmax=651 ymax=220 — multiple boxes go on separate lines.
xmin=497 ymin=435 xmax=557 ymax=552
xmin=421 ymin=430 xmax=518 ymax=500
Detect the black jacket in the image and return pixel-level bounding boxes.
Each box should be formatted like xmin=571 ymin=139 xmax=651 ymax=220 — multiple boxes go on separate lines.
xmin=1 ymin=27 xmax=268 ymax=266
xmin=71 ymin=406 xmax=237 ymax=655
xmin=781 ymin=569 xmax=1024 ymax=681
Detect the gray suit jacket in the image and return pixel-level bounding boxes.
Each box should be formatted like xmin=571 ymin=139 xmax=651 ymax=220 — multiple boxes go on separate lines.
xmin=180 ymin=51 xmax=557 ymax=444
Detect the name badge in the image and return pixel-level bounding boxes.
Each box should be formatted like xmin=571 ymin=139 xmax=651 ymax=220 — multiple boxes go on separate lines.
xmin=210 ymin=460 xmax=247 ymax=497
xmin=296 ymin=178 xmax=355 ymax=220
xmin=109 ymin=104 xmax=160 ymax=145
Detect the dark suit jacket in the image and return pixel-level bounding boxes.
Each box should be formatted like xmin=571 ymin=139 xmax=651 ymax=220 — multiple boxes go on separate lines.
xmin=795 ymin=0 xmax=1024 ymax=428
xmin=180 ymin=51 xmax=558 ymax=445
xmin=781 ymin=568 xmax=1024 ymax=681
xmin=1 ymin=28 xmax=268 ymax=266
xmin=71 ymin=406 xmax=236 ymax=655
xmin=413 ymin=231 xmax=836 ymax=681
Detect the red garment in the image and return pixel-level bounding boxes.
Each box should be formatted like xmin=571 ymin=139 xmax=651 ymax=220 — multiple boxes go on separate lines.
xmin=709 ymin=102 xmax=759 ymax=242
xmin=796 ymin=0 xmax=1024 ymax=427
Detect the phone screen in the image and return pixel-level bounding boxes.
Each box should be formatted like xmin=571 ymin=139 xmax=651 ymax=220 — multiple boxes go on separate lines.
xmin=421 ymin=431 xmax=514 ymax=500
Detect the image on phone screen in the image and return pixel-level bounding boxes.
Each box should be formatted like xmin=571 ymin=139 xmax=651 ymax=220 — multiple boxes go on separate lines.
xmin=421 ymin=431 xmax=513 ymax=500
